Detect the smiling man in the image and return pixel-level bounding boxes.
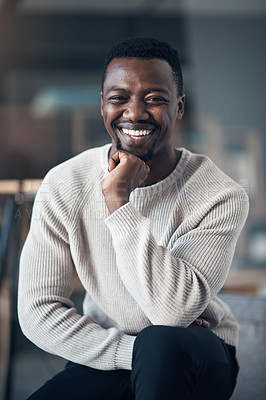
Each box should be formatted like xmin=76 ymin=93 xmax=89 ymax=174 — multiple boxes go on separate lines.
xmin=18 ymin=38 xmax=248 ymax=400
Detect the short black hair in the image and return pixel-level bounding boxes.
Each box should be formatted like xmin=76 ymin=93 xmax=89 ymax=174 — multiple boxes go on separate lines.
xmin=102 ymin=37 xmax=183 ymax=96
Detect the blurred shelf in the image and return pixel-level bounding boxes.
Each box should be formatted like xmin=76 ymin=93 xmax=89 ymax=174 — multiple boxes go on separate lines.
xmin=0 ymin=180 xmax=42 ymax=195
xmin=222 ymin=268 xmax=266 ymax=296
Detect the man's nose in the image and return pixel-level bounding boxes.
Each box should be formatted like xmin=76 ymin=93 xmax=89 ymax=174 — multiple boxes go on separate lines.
xmin=123 ymin=98 xmax=149 ymax=121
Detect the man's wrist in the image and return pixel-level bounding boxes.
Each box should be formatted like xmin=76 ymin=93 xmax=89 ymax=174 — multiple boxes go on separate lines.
xmin=105 ymin=198 xmax=129 ymax=214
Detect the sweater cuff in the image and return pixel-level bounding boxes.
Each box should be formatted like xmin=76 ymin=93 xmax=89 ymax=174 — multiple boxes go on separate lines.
xmin=115 ymin=334 xmax=136 ymax=370
xmin=105 ymin=202 xmax=146 ymax=239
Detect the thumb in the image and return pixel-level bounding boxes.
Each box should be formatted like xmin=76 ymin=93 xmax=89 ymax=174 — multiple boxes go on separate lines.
xmin=108 ymin=156 xmax=119 ymax=172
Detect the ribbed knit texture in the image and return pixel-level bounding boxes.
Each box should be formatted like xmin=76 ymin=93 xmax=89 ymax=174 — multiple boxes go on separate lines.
xmin=18 ymin=144 xmax=249 ymax=371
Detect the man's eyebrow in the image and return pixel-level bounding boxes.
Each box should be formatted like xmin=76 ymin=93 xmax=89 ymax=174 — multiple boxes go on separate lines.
xmin=105 ymin=87 xmax=170 ymax=95
xmin=105 ymin=88 xmax=127 ymax=95
xmin=144 ymin=88 xmax=170 ymax=96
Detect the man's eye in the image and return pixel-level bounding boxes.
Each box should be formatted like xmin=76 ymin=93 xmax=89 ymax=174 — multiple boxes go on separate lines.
xmin=146 ymin=97 xmax=168 ymax=103
xmin=109 ymin=96 xmax=127 ymax=102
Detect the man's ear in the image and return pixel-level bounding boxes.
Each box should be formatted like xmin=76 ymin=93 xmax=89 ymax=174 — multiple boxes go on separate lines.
xmin=177 ymin=94 xmax=185 ymax=120
xmin=100 ymin=92 xmax=104 ymax=117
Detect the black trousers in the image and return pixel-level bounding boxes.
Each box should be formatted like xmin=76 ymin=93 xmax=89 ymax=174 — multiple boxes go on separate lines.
xmin=27 ymin=325 xmax=239 ymax=400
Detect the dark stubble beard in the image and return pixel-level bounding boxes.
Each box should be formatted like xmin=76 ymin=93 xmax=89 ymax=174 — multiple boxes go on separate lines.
xmin=116 ymin=136 xmax=157 ymax=163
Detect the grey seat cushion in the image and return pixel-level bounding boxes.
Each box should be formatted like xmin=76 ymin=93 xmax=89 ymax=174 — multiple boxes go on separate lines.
xmin=219 ymin=293 xmax=266 ymax=400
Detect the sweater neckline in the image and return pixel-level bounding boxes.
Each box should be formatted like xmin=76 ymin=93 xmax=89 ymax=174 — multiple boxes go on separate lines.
xmin=100 ymin=143 xmax=191 ymax=196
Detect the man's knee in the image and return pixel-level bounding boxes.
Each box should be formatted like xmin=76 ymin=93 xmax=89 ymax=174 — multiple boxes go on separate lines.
xmin=131 ymin=325 xmax=197 ymax=398
xmin=133 ymin=325 xmax=190 ymax=365
xmin=133 ymin=324 xmax=219 ymax=365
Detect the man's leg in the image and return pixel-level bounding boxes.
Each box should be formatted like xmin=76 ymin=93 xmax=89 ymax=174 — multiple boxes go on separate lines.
xmin=26 ymin=325 xmax=238 ymax=400
xmin=131 ymin=325 xmax=239 ymax=400
xmin=27 ymin=362 xmax=134 ymax=400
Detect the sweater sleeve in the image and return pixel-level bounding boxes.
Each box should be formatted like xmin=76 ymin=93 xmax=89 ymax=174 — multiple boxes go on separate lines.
xmin=17 ymin=175 xmax=135 ymax=371
xmin=105 ymin=186 xmax=249 ymax=327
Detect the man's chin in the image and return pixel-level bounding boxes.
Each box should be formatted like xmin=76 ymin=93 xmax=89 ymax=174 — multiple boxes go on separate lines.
xmin=116 ymin=138 xmax=155 ymax=163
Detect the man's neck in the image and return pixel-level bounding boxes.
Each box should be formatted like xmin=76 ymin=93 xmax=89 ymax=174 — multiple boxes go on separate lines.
xmin=144 ymin=148 xmax=181 ymax=186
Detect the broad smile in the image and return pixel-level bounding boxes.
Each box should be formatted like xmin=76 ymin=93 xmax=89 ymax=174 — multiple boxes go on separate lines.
xmin=120 ymin=128 xmax=153 ymax=138
xmin=115 ymin=123 xmax=158 ymax=144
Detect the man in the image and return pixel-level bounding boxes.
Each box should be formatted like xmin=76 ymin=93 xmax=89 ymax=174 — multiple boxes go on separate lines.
xmin=18 ymin=37 xmax=248 ymax=399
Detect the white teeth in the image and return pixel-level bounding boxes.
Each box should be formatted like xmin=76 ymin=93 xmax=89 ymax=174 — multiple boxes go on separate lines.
xmin=121 ymin=128 xmax=152 ymax=137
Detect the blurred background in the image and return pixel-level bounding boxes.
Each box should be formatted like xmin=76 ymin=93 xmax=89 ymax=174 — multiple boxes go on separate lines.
xmin=0 ymin=0 xmax=265 ymax=399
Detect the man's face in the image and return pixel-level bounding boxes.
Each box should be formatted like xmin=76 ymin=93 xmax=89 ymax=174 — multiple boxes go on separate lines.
xmin=101 ymin=57 xmax=185 ymax=163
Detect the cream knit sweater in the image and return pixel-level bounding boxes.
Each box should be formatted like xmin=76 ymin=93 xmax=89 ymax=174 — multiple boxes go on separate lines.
xmin=18 ymin=144 xmax=249 ymax=371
